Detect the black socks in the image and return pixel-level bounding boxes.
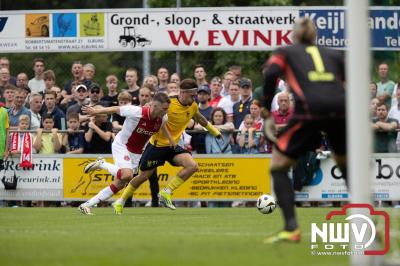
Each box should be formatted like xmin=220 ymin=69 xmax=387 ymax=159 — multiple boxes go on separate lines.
xmin=271 ymin=170 xmax=298 ymax=231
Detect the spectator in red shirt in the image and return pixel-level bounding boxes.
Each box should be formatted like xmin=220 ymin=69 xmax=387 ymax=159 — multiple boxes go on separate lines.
xmin=271 ymin=92 xmax=293 ymax=134
xmin=209 ymin=77 xmax=223 ymax=108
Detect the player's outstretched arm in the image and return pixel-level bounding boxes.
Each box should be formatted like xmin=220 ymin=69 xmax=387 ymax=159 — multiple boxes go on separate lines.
xmin=82 ymin=105 xmax=121 ymax=116
xmin=193 ymin=112 xmax=222 ymax=138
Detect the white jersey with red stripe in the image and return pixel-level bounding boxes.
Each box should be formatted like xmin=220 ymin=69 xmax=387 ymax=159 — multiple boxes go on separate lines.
xmin=114 ymin=105 xmax=167 ymax=154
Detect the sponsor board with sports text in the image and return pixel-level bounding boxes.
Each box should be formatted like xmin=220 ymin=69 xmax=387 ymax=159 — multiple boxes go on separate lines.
xmin=63 ymin=157 xmax=271 ymax=200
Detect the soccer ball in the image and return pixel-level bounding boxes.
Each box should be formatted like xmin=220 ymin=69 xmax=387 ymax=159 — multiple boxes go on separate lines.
xmin=256 ymin=194 xmax=277 ymax=214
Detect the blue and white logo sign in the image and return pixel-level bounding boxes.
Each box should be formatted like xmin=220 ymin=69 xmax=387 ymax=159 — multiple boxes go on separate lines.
xmin=369 ymin=10 xmax=400 ymax=49
xmin=0 ymin=17 xmax=8 ymax=33
xmin=299 ymin=9 xmax=347 ymax=48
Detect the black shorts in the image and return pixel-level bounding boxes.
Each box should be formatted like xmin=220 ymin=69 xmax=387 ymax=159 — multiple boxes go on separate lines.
xmin=275 ymin=118 xmax=346 ymax=159
xmin=139 ymin=143 xmax=191 ymax=171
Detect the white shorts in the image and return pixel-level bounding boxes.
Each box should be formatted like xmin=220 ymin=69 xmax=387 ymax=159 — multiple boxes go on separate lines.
xmin=112 ymin=141 xmax=141 ymax=174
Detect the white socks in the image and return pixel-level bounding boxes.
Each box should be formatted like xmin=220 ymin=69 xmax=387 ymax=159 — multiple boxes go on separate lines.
xmin=101 ymin=161 xmax=119 ymax=177
xmin=85 ymin=186 xmax=114 ymax=207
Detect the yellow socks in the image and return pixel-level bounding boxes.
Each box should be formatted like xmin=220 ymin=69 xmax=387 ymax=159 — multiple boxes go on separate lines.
xmin=120 ymin=183 xmax=137 ymax=204
xmin=165 ymin=176 xmax=185 ymax=193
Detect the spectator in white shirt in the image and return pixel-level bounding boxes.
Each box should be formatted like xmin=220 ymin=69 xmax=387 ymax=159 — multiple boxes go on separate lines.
xmin=217 ymin=80 xmax=240 ymax=122
xmin=28 ymin=58 xmax=46 ymax=94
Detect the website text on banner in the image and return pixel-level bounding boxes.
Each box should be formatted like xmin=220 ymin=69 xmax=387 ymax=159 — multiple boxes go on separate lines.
xmin=0 ymin=7 xmax=399 ymax=52
xmin=63 ymin=157 xmax=271 ymax=201
xmin=0 ymin=158 xmax=63 ymax=200
xmin=295 ymin=156 xmax=400 ymax=201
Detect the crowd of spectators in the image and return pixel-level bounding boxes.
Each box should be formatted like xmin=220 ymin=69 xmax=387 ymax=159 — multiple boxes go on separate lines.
xmin=370 ymin=62 xmax=400 ymax=153
xmin=0 ymin=57 xmax=398 ymax=157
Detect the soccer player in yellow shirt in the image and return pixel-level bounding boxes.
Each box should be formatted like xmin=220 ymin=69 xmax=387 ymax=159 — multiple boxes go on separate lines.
xmin=114 ymin=79 xmax=222 ymax=213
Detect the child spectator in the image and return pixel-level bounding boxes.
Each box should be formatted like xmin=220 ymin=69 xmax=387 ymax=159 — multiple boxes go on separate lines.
xmin=33 ymin=114 xmax=62 ymax=154
xmin=101 ymin=74 xmax=119 ymax=106
xmin=170 ymin=73 xmax=181 ymax=85
xmin=10 ymin=115 xmax=30 ymax=155
xmin=142 ymin=75 xmax=158 ymax=92
xmin=112 ymin=91 xmax=132 ymax=132
xmin=167 ymin=82 xmax=179 ymax=95
xmin=240 ymin=100 xmax=266 ymax=153
xmin=62 ymin=112 xmax=84 ymax=154
xmin=43 ymin=70 xmax=56 ymax=92
xmin=237 ymin=114 xmax=261 ymax=154
xmin=84 ymin=106 xmax=112 ymax=154
xmin=205 ymin=108 xmax=234 ymax=154
xmin=9 ymin=115 xmax=33 ymax=168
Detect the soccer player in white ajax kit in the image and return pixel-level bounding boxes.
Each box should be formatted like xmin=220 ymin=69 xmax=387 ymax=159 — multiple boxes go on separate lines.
xmin=78 ymin=93 xmax=171 ymax=215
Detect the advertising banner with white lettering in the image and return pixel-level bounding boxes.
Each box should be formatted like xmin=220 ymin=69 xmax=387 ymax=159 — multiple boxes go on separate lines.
xmin=299 ymin=7 xmax=400 ymax=50
xmin=295 ymin=155 xmax=400 ymax=201
xmin=0 ymin=158 xmax=63 ymax=200
xmin=0 ymin=7 xmax=399 ymax=52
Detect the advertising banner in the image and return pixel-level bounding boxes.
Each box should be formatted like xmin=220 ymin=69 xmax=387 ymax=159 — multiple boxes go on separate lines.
xmin=63 ymin=157 xmax=271 ymax=201
xmin=0 ymin=158 xmax=63 ymax=200
xmin=0 ymin=7 xmax=399 ymax=52
xmin=296 ymin=155 xmax=400 ymax=201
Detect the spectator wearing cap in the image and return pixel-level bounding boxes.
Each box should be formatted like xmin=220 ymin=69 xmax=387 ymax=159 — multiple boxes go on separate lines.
xmin=194 ymin=64 xmax=208 ymax=86
xmin=232 ymin=78 xmax=253 ymax=129
xmin=190 ymin=84 xmax=213 ymax=154
xmin=209 ymin=77 xmax=223 ymax=108
xmin=41 ymin=90 xmax=66 ymax=130
xmin=67 ymin=84 xmax=88 ymax=115
xmin=124 ymin=68 xmax=140 ymax=105
xmin=196 ymin=84 xmax=213 ymax=121
xmin=88 ymin=83 xmax=108 ymax=107
xmin=73 ymin=83 xmax=108 ymax=126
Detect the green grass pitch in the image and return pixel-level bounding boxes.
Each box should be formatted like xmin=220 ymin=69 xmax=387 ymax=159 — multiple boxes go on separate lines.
xmin=0 ymin=207 xmax=348 ymax=266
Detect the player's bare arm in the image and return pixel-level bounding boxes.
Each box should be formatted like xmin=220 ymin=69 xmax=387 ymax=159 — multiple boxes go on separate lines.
xmin=192 ymin=112 xmax=222 ymax=138
xmin=82 ymin=105 xmax=121 ymax=116
xmin=161 ymin=124 xmax=176 ymax=148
